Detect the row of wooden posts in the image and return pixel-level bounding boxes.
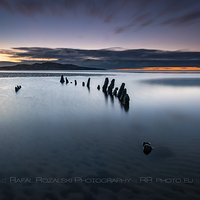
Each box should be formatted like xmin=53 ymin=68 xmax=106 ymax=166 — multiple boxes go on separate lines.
xmin=60 ymin=75 xmax=90 ymax=87
xmin=100 ymin=77 xmax=130 ymax=108
xmin=60 ymin=75 xmax=130 ymax=109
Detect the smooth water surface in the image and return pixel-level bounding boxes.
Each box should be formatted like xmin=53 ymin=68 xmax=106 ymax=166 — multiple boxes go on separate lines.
xmin=0 ymin=71 xmax=200 ymax=200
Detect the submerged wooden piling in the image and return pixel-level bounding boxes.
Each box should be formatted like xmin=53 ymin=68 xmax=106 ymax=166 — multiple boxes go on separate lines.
xmin=118 ymin=84 xmax=130 ymax=111
xmin=15 ymin=85 xmax=21 ymax=93
xmin=119 ymin=88 xmax=127 ymax=102
xmin=113 ymin=87 xmax=118 ymax=96
xmin=108 ymin=79 xmax=115 ymax=95
xmin=65 ymin=77 xmax=69 ymax=84
xmin=117 ymin=83 xmax=125 ymax=98
xmin=60 ymin=75 xmax=65 ymax=84
xmin=87 ymin=78 xmax=90 ymax=88
xmin=102 ymin=77 xmax=109 ymax=92
xmin=122 ymin=93 xmax=130 ymax=109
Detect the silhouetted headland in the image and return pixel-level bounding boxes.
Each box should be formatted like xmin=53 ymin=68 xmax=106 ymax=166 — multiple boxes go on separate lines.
xmin=0 ymin=62 xmax=101 ymax=71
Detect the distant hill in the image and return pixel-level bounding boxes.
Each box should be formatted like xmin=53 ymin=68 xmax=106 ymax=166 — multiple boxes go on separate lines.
xmin=0 ymin=62 xmax=101 ymax=70
xmin=0 ymin=61 xmax=17 ymax=67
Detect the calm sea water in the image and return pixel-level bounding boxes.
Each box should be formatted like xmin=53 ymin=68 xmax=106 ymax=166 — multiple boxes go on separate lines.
xmin=0 ymin=71 xmax=200 ymax=200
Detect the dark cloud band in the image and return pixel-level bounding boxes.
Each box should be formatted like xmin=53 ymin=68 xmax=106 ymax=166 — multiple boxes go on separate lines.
xmin=8 ymin=47 xmax=200 ymax=59
xmin=0 ymin=0 xmax=199 ymax=34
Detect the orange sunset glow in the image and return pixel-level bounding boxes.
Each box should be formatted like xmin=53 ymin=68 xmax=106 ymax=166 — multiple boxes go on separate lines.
xmin=0 ymin=53 xmax=20 ymax=62
xmin=0 ymin=53 xmax=58 ymax=63
xmin=118 ymin=67 xmax=200 ymax=71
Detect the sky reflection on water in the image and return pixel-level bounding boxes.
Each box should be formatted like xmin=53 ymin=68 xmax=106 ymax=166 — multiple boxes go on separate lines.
xmin=0 ymin=72 xmax=200 ymax=199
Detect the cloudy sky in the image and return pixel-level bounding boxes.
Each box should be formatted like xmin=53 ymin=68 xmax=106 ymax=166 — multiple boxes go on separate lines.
xmin=0 ymin=0 xmax=200 ymax=63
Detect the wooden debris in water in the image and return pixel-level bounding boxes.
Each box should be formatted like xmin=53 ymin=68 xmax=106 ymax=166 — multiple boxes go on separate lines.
xmin=60 ymin=75 xmax=65 ymax=84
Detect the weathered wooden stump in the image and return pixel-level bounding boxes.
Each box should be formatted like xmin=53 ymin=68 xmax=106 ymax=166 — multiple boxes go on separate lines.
xmin=102 ymin=77 xmax=109 ymax=92
xmin=119 ymin=88 xmax=127 ymax=102
xmin=15 ymin=85 xmax=21 ymax=93
xmin=122 ymin=94 xmax=130 ymax=105
xmin=60 ymin=75 xmax=65 ymax=84
xmin=97 ymin=85 xmax=100 ymax=90
xmin=122 ymin=93 xmax=130 ymax=111
xmin=108 ymin=79 xmax=115 ymax=95
xmin=75 ymin=80 xmax=77 ymax=85
xmin=82 ymin=82 xmax=85 ymax=86
xmin=113 ymin=87 xmax=118 ymax=96
xmin=87 ymin=78 xmax=90 ymax=88
xmin=65 ymin=77 xmax=69 ymax=84
xmin=118 ymin=83 xmax=125 ymax=98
